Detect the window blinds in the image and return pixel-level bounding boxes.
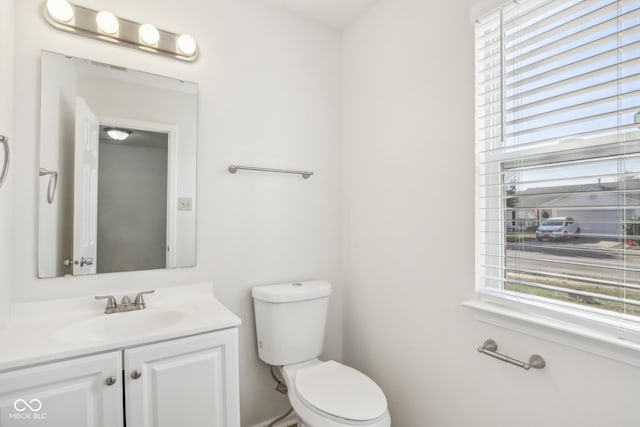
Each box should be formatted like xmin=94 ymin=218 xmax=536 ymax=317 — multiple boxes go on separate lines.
xmin=476 ymin=0 xmax=640 ymax=317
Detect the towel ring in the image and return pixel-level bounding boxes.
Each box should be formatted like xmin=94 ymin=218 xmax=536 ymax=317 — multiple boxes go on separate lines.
xmin=0 ymin=135 xmax=9 ymax=189
xmin=39 ymin=168 xmax=59 ymax=204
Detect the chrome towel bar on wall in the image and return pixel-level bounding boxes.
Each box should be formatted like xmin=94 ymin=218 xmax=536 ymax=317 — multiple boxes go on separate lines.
xmin=478 ymin=339 xmax=546 ymax=370
xmin=228 ymin=165 xmax=314 ymax=179
xmin=0 ymin=135 xmax=9 ymax=189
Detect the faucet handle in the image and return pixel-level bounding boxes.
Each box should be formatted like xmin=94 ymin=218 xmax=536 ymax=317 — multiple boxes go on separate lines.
xmin=95 ymin=295 xmax=117 ymax=313
xmin=134 ymin=290 xmax=155 ymax=308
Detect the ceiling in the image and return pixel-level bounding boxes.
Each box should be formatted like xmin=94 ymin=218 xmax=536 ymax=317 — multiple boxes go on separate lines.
xmin=260 ymin=0 xmax=380 ymax=29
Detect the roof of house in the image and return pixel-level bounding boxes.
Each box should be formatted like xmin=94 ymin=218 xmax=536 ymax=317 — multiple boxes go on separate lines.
xmin=509 ymin=179 xmax=640 ymax=209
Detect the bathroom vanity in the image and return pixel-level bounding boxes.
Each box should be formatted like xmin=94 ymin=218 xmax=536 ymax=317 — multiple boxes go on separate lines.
xmin=0 ymin=283 xmax=241 ymax=427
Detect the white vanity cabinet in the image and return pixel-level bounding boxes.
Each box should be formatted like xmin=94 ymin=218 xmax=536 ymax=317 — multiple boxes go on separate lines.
xmin=0 ymin=351 xmax=124 ymax=427
xmin=124 ymin=328 xmax=240 ymax=427
xmin=0 ymin=329 xmax=240 ymax=427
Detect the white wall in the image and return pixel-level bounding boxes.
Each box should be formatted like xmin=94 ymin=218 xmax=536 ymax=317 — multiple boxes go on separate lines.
xmin=341 ymin=1 xmax=640 ymax=426
xmin=0 ymin=0 xmax=14 ymax=328
xmin=12 ymin=1 xmax=342 ymax=425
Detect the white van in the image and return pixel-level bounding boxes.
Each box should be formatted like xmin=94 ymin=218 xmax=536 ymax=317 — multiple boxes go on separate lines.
xmin=536 ymin=217 xmax=581 ymax=241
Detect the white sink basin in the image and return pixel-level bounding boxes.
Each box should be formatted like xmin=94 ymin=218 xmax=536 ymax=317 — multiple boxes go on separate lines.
xmin=54 ymin=310 xmax=185 ymax=343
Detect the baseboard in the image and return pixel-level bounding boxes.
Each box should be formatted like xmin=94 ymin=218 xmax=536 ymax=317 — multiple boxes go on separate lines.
xmin=249 ymin=412 xmax=298 ymax=427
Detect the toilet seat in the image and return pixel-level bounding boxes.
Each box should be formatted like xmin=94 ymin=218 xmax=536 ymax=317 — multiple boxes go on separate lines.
xmin=294 ymin=361 xmax=387 ymax=422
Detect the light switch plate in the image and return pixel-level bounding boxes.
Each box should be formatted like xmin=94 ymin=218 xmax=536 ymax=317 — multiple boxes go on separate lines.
xmin=178 ymin=197 xmax=193 ymax=211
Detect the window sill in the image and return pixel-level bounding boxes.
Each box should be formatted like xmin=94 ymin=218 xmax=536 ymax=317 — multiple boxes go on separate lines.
xmin=463 ymin=293 xmax=640 ymax=367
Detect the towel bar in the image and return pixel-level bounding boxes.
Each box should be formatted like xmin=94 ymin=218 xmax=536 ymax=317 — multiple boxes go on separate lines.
xmin=228 ymin=165 xmax=313 ymax=179
xmin=478 ymin=339 xmax=546 ymax=370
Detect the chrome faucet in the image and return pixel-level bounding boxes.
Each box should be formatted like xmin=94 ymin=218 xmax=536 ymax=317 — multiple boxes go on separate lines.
xmin=95 ymin=290 xmax=155 ymax=314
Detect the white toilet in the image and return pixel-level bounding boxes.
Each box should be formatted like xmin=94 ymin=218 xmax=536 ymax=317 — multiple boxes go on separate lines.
xmin=252 ymin=280 xmax=391 ymax=427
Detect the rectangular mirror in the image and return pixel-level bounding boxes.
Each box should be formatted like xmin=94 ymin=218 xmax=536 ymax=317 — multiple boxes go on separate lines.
xmin=38 ymin=51 xmax=197 ymax=278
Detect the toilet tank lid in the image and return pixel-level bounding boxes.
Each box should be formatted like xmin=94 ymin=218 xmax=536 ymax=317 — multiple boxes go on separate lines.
xmin=252 ymin=280 xmax=331 ymax=303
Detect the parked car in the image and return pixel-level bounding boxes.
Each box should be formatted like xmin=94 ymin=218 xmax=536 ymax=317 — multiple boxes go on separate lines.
xmin=536 ymin=217 xmax=581 ymax=241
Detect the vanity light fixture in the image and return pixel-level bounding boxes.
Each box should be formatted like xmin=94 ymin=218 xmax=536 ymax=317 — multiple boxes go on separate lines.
xmin=43 ymin=0 xmax=199 ymax=62
xmin=106 ymin=128 xmax=131 ymax=141
xmin=46 ymin=0 xmax=73 ymax=22
xmin=177 ymin=35 xmax=197 ymax=56
xmin=96 ymin=11 xmax=119 ymax=35
xmin=139 ymin=24 xmax=160 ymax=46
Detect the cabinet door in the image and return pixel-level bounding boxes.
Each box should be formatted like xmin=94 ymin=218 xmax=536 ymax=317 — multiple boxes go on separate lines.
xmin=124 ymin=329 xmax=240 ymax=427
xmin=0 ymin=351 xmax=123 ymax=427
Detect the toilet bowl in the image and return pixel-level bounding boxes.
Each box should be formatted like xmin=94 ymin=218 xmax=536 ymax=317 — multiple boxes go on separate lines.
xmin=280 ymin=359 xmax=391 ymax=427
xmin=252 ymin=280 xmax=391 ymax=427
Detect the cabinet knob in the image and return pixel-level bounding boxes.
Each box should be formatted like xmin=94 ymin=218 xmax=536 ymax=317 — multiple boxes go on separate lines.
xmin=105 ymin=376 xmax=117 ymax=386
xmin=131 ymin=370 xmax=142 ymax=379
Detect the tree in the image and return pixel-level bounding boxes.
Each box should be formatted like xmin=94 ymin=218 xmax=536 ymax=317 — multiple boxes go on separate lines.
xmin=506 ymin=185 xmax=518 ymax=208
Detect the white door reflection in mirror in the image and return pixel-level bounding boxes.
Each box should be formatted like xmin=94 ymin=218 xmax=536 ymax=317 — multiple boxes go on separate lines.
xmin=73 ymin=97 xmax=99 ymax=275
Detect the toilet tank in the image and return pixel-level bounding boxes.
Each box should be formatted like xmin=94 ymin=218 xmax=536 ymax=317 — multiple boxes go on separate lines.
xmin=252 ymin=280 xmax=331 ymax=366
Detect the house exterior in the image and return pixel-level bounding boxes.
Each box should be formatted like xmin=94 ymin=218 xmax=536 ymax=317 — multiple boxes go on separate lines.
xmin=506 ymin=179 xmax=640 ymax=239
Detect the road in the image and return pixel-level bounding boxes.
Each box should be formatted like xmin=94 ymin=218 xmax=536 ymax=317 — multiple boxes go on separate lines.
xmin=506 ymin=237 xmax=640 ymax=283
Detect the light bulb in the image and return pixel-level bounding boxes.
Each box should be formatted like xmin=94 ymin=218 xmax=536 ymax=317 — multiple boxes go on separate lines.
xmin=139 ymin=24 xmax=160 ymax=46
xmin=106 ymin=129 xmax=131 ymax=141
xmin=96 ymin=11 xmax=119 ymax=35
xmin=177 ymin=34 xmax=197 ymax=56
xmin=46 ymin=0 xmax=73 ymax=22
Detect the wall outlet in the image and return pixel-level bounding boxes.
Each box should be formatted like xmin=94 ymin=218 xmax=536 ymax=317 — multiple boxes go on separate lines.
xmin=178 ymin=197 xmax=193 ymax=211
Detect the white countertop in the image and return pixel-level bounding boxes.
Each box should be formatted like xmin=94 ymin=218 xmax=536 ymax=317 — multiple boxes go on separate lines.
xmin=0 ymin=283 xmax=241 ymax=372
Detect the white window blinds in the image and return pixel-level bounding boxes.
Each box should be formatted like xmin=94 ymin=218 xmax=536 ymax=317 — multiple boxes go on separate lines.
xmin=476 ymin=0 xmax=640 ymax=318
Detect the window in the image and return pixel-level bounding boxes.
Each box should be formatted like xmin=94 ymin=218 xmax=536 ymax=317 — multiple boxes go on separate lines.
xmin=475 ymin=0 xmax=640 ymax=327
